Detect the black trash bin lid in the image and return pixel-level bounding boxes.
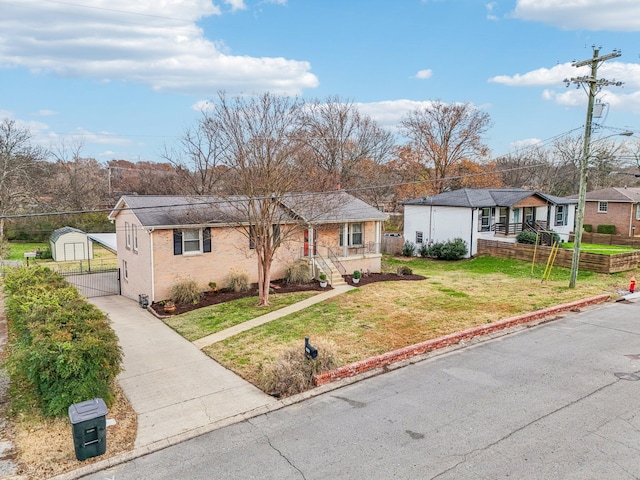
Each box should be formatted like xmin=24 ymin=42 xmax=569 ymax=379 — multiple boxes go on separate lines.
xmin=68 ymin=398 xmax=108 ymax=424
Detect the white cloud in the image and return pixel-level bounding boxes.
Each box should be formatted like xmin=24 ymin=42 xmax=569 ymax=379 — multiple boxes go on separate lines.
xmin=512 ymin=0 xmax=640 ymax=31
xmin=414 ymin=69 xmax=433 ymax=80
xmin=36 ymin=109 xmax=58 ymax=117
xmin=490 ymin=61 xmax=640 ymax=89
xmin=489 ymin=63 xmax=577 ymax=87
xmin=486 ymin=2 xmax=498 ymax=21
xmin=355 ymin=100 xmax=439 ymax=131
xmin=510 ymin=138 xmax=542 ymax=149
xmin=0 ymin=0 xmax=318 ymax=95
xmin=224 ymin=0 xmax=247 ymax=11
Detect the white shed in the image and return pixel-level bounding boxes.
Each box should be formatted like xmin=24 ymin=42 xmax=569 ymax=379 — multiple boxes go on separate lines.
xmin=50 ymin=227 xmax=94 ymax=261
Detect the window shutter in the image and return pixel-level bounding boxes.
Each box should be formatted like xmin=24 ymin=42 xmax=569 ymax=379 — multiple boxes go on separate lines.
xmin=173 ymin=229 xmax=182 ymax=255
xmin=203 ymin=228 xmax=211 ymax=253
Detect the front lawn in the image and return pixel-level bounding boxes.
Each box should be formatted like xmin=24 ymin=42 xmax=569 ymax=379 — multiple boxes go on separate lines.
xmin=201 ymin=255 xmax=629 ymax=387
xmin=163 ymin=291 xmax=319 ymax=341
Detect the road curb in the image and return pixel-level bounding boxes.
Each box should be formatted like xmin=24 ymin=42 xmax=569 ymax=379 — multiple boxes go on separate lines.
xmin=48 ymin=293 xmax=612 ymax=480
xmin=314 ymin=293 xmax=611 ymax=385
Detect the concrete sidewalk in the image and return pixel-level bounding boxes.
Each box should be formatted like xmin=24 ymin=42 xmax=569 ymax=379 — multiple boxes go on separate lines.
xmin=89 ymin=296 xmax=274 ymax=448
xmin=193 ymin=284 xmax=355 ymax=348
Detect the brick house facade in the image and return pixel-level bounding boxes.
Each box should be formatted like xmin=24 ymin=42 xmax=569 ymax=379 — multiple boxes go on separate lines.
xmin=579 ymin=188 xmax=640 ymax=237
xmin=109 ymin=192 xmax=388 ymax=302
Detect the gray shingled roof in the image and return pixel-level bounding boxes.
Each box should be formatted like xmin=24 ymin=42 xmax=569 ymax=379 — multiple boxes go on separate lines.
xmin=403 ymin=188 xmax=576 ymax=208
xmin=576 ymin=187 xmax=640 ymax=203
xmin=110 ymin=192 xmax=387 ymax=228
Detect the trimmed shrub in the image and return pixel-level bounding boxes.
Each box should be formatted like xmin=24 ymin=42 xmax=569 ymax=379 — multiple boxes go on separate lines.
xmin=170 ymin=278 xmax=202 ymax=304
xmin=596 ymin=224 xmax=616 ymax=235
xmin=516 ymin=231 xmax=539 ymax=245
xmin=402 ymin=241 xmax=416 ymax=257
xmin=439 ymin=238 xmax=468 ymax=260
xmin=397 ymin=265 xmax=413 ymax=275
xmin=427 ymin=238 xmax=468 ymax=260
xmin=3 ymin=266 xmax=122 ymax=417
xmin=259 ymin=338 xmax=341 ymax=397
xmin=285 ymin=260 xmax=312 ymax=285
xmin=418 ymin=243 xmax=429 ymax=258
xmin=427 ymin=242 xmax=444 ymax=258
xmin=583 ymin=224 xmax=593 ymax=233
xmin=227 ymin=271 xmax=250 ymax=292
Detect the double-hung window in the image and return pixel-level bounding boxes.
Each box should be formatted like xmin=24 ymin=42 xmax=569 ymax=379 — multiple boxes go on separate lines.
xmin=416 ymin=231 xmax=424 ymax=244
xmin=555 ymin=205 xmax=567 ymax=226
xmin=598 ymin=201 xmax=608 ymax=213
xmin=339 ymin=223 xmax=363 ymax=247
xmin=125 ymin=222 xmax=131 ymax=249
xmin=479 ymin=208 xmax=492 ymax=232
xmin=183 ymin=230 xmax=201 ymax=253
xmin=173 ymin=228 xmax=211 ymax=255
xmin=132 ymin=224 xmax=138 ymax=252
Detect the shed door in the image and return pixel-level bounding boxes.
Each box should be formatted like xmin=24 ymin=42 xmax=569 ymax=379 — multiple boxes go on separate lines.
xmin=64 ymin=242 xmax=85 ymax=261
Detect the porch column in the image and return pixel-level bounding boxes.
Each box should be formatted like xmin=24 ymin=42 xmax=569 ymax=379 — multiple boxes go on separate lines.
xmin=343 ymin=222 xmax=349 ymax=256
xmin=375 ymin=221 xmax=381 ymax=254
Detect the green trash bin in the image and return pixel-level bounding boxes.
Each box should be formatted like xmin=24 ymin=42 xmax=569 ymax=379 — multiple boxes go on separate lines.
xmin=68 ymin=398 xmax=107 ymax=461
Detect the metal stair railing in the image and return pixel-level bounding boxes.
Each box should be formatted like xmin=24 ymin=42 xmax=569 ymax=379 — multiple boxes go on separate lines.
xmin=327 ymin=248 xmax=347 ymax=277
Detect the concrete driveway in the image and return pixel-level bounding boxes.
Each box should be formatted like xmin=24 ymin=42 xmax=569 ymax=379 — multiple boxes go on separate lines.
xmin=89 ymin=296 xmax=274 ymax=448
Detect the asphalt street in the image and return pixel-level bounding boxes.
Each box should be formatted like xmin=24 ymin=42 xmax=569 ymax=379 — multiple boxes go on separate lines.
xmin=84 ymin=299 xmax=640 ymax=480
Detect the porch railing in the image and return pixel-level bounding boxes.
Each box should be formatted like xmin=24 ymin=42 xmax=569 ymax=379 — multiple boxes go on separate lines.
xmin=493 ymin=221 xmax=548 ymax=236
xmin=327 ymin=248 xmax=347 ymax=276
xmin=314 ymin=253 xmax=335 ymax=285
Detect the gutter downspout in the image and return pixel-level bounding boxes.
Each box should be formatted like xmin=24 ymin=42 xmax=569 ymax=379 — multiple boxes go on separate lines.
xmin=630 ymin=204 xmax=634 ymax=237
xmin=149 ymin=229 xmax=155 ymax=302
xmin=428 ymin=202 xmax=433 ymax=245
xmin=469 ymin=209 xmax=475 ymax=258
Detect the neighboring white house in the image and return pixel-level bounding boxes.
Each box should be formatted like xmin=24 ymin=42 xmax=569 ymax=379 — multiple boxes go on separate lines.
xmin=50 ymin=227 xmax=94 ymax=261
xmin=402 ymin=188 xmax=577 ymax=257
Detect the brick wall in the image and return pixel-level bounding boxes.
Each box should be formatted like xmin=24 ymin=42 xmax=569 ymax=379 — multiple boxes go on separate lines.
xmin=584 ymin=201 xmax=638 ymax=237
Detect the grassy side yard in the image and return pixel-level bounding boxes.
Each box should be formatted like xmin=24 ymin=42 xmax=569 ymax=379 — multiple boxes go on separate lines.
xmin=5 ymin=242 xmax=48 ymax=260
xmin=561 ymin=242 xmax=639 ymax=254
xmin=202 ymin=255 xmax=630 ymax=387
xmin=163 ymin=291 xmax=319 ymax=341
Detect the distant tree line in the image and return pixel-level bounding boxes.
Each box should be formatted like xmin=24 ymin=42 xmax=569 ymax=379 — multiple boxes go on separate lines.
xmin=1 ymin=93 xmax=638 ymax=243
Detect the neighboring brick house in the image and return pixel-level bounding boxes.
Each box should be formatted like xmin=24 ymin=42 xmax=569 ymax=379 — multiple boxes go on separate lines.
xmin=108 ymin=191 xmax=388 ymax=302
xmin=403 ymin=188 xmax=577 ymax=257
xmin=577 ymin=187 xmax=640 ymax=237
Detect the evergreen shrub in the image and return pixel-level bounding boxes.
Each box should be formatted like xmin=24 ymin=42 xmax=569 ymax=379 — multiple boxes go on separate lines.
xmin=3 ymin=266 xmax=122 ymax=417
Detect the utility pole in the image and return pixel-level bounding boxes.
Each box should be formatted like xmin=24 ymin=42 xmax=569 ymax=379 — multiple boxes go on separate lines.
xmin=566 ymin=46 xmax=623 ymax=288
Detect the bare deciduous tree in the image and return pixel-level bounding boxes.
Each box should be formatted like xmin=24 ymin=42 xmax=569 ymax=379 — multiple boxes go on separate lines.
xmin=162 ymin=111 xmax=228 ymax=195
xmin=298 ymin=96 xmax=395 ymax=191
xmin=49 ymin=140 xmax=108 ymax=210
xmin=0 ymin=119 xmax=47 ymax=241
xmin=204 ymin=92 xmax=307 ymax=306
xmin=400 ymin=101 xmax=491 ymax=193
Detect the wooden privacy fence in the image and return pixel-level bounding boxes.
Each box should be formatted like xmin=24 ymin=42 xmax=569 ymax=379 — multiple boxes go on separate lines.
xmin=477 ymin=239 xmax=640 ymax=274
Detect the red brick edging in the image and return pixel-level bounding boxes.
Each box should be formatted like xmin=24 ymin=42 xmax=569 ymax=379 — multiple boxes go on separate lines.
xmin=314 ymin=294 xmax=611 ymax=386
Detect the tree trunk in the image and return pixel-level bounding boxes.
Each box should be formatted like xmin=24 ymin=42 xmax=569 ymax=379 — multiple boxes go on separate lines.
xmin=257 ymin=255 xmax=273 ymax=307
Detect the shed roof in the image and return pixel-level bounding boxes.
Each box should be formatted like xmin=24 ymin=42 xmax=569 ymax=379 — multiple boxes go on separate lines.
xmin=403 ymin=188 xmax=576 ymax=208
xmin=50 ymin=226 xmax=85 ymax=243
xmin=87 ymin=233 xmax=117 ymax=253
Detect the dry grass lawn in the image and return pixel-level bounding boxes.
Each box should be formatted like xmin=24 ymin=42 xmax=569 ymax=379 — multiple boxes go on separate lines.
xmin=204 ymin=256 xmax=630 ymax=387
xmin=10 ymin=384 xmax=136 ymax=479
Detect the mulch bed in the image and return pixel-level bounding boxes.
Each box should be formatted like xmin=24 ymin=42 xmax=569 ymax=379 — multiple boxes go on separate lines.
xmin=150 ymin=272 xmax=426 ymax=316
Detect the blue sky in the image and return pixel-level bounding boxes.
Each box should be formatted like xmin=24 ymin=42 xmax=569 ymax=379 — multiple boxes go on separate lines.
xmin=1 ymin=0 xmax=639 ymax=163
